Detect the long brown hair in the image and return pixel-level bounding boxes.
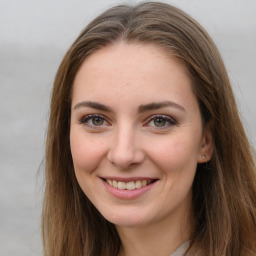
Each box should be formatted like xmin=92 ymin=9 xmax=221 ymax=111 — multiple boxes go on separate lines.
xmin=42 ymin=2 xmax=256 ymax=255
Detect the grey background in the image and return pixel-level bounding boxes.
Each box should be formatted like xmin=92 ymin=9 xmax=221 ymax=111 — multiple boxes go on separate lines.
xmin=0 ymin=0 xmax=255 ymax=255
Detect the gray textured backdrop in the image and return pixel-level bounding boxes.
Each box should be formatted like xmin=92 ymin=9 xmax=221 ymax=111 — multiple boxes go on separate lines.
xmin=0 ymin=0 xmax=255 ymax=255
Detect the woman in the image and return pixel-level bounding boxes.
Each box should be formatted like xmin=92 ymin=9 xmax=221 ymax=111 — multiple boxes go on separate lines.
xmin=42 ymin=2 xmax=256 ymax=256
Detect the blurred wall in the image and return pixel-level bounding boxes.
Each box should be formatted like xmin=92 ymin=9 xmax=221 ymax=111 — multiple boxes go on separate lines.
xmin=0 ymin=0 xmax=255 ymax=255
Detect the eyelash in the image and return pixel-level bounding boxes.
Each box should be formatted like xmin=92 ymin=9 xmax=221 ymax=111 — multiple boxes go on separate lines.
xmin=79 ymin=114 xmax=177 ymax=129
xmin=79 ymin=114 xmax=108 ymax=128
xmin=145 ymin=115 xmax=177 ymax=129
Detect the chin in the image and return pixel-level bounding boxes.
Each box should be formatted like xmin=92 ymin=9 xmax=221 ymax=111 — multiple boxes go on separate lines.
xmin=99 ymin=207 xmax=154 ymax=228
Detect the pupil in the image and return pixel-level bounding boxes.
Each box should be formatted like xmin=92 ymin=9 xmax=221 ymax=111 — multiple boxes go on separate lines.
xmin=92 ymin=117 xmax=103 ymax=126
xmin=154 ymin=118 xmax=166 ymax=127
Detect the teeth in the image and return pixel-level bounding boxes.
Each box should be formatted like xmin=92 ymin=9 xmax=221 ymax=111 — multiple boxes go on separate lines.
xmin=135 ymin=180 xmax=142 ymax=189
xmin=127 ymin=181 xmax=135 ymax=190
xmin=113 ymin=180 xmax=118 ymax=188
xmin=107 ymin=179 xmax=113 ymax=186
xmin=106 ymin=179 xmax=153 ymax=190
xmin=142 ymin=180 xmax=147 ymax=186
xmin=118 ymin=181 xmax=126 ymax=190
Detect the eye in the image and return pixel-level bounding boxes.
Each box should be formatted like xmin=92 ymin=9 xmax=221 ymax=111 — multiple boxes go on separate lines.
xmin=80 ymin=114 xmax=108 ymax=127
xmin=146 ymin=115 xmax=176 ymax=128
xmin=90 ymin=116 xmax=104 ymax=126
xmin=152 ymin=117 xmax=167 ymax=127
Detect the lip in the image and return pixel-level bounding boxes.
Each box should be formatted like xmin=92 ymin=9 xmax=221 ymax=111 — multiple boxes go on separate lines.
xmin=101 ymin=177 xmax=159 ymax=200
xmin=102 ymin=176 xmax=158 ymax=182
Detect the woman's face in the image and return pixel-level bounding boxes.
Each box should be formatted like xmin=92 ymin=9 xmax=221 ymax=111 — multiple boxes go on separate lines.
xmin=70 ymin=43 xmax=212 ymax=228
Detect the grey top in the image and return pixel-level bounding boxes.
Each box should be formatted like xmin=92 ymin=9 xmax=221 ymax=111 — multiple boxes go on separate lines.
xmin=170 ymin=241 xmax=189 ymax=256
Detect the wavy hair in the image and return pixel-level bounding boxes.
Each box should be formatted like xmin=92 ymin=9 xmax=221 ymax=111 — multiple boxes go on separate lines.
xmin=42 ymin=2 xmax=256 ymax=255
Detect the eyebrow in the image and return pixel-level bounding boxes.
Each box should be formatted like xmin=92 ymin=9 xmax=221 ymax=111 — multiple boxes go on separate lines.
xmin=138 ymin=101 xmax=186 ymax=113
xmin=73 ymin=101 xmax=112 ymax=112
xmin=73 ymin=100 xmax=185 ymax=113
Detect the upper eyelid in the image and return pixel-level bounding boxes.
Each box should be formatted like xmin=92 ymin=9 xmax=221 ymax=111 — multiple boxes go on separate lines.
xmin=144 ymin=114 xmax=176 ymax=122
xmin=79 ymin=114 xmax=109 ymax=124
xmin=143 ymin=114 xmax=177 ymax=128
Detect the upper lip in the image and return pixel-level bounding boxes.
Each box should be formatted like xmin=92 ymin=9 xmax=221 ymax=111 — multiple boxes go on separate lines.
xmin=100 ymin=176 xmax=159 ymax=182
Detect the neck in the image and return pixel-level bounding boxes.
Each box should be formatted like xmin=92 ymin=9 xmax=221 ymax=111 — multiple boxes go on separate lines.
xmin=116 ymin=210 xmax=193 ymax=256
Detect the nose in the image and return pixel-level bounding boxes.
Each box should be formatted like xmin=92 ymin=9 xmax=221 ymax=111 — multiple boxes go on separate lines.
xmin=107 ymin=125 xmax=145 ymax=169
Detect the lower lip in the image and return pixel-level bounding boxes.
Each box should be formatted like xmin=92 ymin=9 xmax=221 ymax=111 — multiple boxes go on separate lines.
xmin=102 ymin=179 xmax=158 ymax=200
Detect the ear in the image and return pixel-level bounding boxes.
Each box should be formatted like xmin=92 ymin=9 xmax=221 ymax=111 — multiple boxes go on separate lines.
xmin=197 ymin=124 xmax=214 ymax=163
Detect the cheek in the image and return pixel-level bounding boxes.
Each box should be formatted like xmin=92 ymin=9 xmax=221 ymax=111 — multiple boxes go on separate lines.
xmin=146 ymin=133 xmax=200 ymax=175
xmin=70 ymin=130 xmax=107 ymax=173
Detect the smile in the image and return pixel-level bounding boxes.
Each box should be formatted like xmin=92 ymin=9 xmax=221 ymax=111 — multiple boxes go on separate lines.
xmin=106 ymin=179 xmax=155 ymax=190
xmin=102 ymin=177 xmax=159 ymax=199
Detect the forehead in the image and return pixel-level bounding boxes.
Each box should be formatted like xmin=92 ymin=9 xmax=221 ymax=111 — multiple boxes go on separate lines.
xmin=75 ymin=42 xmax=188 ymax=78
xmin=72 ymin=42 xmax=197 ymax=110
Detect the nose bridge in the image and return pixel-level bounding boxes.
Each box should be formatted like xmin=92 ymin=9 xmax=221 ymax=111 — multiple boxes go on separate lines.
xmin=107 ymin=121 xmax=144 ymax=169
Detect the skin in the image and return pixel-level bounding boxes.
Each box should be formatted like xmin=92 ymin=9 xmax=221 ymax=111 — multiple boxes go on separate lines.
xmin=70 ymin=43 xmax=213 ymax=256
